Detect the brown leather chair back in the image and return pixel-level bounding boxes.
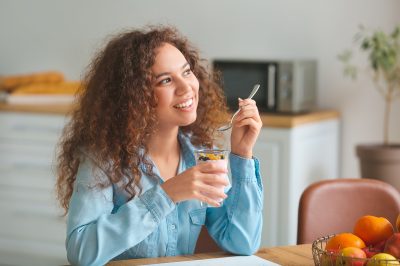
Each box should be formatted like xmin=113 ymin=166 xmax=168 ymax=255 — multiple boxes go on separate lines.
xmin=194 ymin=226 xmax=221 ymax=253
xmin=297 ymin=178 xmax=400 ymax=244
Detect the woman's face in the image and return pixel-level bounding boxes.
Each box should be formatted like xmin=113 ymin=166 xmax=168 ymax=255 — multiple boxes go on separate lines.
xmin=151 ymin=43 xmax=199 ymax=130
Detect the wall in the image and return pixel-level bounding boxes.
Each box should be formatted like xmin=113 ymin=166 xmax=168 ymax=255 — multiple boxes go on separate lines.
xmin=1 ymin=0 xmax=400 ymax=181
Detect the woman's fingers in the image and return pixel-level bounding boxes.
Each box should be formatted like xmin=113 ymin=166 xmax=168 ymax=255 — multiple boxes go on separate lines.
xmin=235 ymin=110 xmax=259 ymax=124
xmin=194 ymin=183 xmax=228 ymax=206
xmin=194 ymin=165 xmax=229 ymax=186
xmin=235 ymin=117 xmax=261 ymax=129
xmin=201 ymin=173 xmax=230 ymax=186
xmin=199 ymin=183 xmax=227 ymax=199
xmin=230 ymin=98 xmax=262 ymax=159
xmin=197 ymin=161 xmax=228 ymax=174
xmin=194 ymin=191 xmax=222 ymax=207
xmin=234 ymin=100 xmax=262 ymax=130
xmin=239 ymin=98 xmax=256 ymax=107
xmin=235 ymin=105 xmax=260 ymax=122
xmin=191 ymin=168 xmax=229 ymax=204
xmin=162 ymin=165 xmax=229 ymax=204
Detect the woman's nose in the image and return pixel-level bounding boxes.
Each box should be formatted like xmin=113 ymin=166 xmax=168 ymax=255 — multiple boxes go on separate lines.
xmin=175 ymin=79 xmax=191 ymax=95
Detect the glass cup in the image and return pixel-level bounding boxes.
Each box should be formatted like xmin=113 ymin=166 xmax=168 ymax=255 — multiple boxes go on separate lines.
xmin=194 ymin=149 xmax=230 ymax=208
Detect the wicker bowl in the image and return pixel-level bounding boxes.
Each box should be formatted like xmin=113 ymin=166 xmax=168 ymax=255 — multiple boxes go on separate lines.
xmin=312 ymin=235 xmax=400 ymax=265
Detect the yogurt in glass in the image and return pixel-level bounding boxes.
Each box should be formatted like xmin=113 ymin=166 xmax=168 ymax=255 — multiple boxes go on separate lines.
xmin=194 ymin=149 xmax=229 ymax=207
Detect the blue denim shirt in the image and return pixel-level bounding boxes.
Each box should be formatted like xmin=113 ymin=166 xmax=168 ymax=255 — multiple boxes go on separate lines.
xmin=66 ymin=133 xmax=263 ymax=266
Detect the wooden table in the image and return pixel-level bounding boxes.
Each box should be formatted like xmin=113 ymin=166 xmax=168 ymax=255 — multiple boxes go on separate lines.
xmin=106 ymin=244 xmax=314 ymax=266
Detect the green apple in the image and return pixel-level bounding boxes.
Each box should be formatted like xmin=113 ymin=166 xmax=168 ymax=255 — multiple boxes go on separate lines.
xmin=366 ymin=253 xmax=399 ymax=266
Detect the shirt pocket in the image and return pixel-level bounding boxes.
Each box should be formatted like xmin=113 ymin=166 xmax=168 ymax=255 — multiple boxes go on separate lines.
xmin=188 ymin=208 xmax=207 ymax=253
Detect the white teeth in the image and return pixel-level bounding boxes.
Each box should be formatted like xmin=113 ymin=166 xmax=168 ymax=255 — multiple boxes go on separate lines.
xmin=174 ymin=98 xmax=193 ymax=108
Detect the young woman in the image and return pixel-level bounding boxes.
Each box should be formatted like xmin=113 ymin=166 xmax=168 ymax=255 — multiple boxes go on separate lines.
xmin=56 ymin=25 xmax=263 ymax=266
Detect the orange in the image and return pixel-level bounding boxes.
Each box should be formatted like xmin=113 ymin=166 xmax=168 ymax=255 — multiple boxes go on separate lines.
xmin=353 ymin=215 xmax=394 ymax=246
xmin=325 ymin=233 xmax=366 ymax=251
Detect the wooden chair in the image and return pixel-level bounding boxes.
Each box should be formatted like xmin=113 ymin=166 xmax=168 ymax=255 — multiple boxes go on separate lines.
xmin=297 ymin=178 xmax=400 ymax=244
xmin=195 ymin=226 xmax=221 ymax=253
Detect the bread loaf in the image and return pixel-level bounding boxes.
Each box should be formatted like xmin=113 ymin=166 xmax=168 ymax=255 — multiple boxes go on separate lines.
xmin=0 ymin=71 xmax=65 ymax=91
xmin=11 ymin=81 xmax=81 ymax=95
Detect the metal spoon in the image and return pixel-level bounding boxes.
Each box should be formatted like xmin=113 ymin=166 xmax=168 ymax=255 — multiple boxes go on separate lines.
xmin=217 ymin=84 xmax=260 ymax=131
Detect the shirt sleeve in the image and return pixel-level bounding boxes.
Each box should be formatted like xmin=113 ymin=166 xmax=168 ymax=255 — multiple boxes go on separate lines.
xmin=205 ymin=153 xmax=263 ymax=255
xmin=66 ymin=158 xmax=175 ymax=266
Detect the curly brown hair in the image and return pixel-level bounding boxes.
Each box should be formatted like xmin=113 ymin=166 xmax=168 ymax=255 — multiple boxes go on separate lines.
xmin=56 ymin=25 xmax=229 ymax=214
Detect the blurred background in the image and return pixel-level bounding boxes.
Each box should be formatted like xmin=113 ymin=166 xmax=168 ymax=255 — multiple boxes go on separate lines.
xmin=1 ymin=0 xmax=399 ymax=176
xmin=0 ymin=0 xmax=399 ymax=265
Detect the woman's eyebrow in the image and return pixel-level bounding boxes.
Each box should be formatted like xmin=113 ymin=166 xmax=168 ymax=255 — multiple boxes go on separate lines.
xmin=181 ymin=62 xmax=190 ymax=69
xmin=154 ymin=62 xmax=190 ymax=79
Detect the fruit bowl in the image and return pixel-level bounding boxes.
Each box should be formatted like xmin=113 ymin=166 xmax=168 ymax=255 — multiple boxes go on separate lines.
xmin=312 ymin=235 xmax=400 ymax=265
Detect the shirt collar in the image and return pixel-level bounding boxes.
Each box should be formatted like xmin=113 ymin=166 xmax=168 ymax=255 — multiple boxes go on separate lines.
xmin=177 ymin=130 xmax=196 ymax=169
xmin=139 ymin=130 xmax=197 ymax=177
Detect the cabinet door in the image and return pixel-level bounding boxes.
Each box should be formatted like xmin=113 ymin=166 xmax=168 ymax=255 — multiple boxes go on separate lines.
xmin=0 ymin=112 xmax=67 ymax=142
xmin=0 ymin=112 xmax=68 ymax=265
xmin=253 ymin=128 xmax=289 ymax=247
xmin=285 ymin=119 xmax=339 ymax=245
xmin=254 ymin=119 xmax=339 ymax=247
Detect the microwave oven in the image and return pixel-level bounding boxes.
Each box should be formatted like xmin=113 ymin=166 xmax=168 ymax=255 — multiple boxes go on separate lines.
xmin=212 ymin=60 xmax=317 ymax=113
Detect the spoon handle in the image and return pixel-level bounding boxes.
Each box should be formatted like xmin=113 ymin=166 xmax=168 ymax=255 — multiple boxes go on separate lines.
xmin=248 ymin=84 xmax=260 ymax=100
xmin=230 ymin=108 xmax=241 ymax=123
xmin=230 ymin=84 xmax=260 ymax=123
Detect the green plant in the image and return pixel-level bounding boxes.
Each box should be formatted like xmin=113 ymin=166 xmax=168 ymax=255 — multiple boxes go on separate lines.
xmin=338 ymin=25 xmax=400 ymax=145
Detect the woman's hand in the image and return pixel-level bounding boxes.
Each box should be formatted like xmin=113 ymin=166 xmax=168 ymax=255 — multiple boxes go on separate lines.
xmin=230 ymin=98 xmax=262 ymax=158
xmin=160 ymin=162 xmax=229 ymax=206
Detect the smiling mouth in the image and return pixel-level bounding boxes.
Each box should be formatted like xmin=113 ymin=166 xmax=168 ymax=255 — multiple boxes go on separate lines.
xmin=174 ymin=98 xmax=193 ymax=109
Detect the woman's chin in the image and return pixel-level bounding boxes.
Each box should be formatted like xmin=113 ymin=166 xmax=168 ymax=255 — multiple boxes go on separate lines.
xmin=180 ymin=115 xmax=197 ymax=127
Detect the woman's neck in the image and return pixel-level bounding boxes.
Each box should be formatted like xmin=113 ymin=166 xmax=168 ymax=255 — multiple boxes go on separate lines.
xmin=147 ymin=127 xmax=180 ymax=163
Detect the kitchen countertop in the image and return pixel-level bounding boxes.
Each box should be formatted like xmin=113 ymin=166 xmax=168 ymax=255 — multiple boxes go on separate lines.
xmin=0 ymin=103 xmax=339 ymax=128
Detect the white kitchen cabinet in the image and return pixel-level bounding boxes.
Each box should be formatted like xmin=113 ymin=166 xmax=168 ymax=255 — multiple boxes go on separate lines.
xmin=0 ymin=111 xmax=69 ymax=266
xmin=255 ymin=117 xmax=340 ymax=247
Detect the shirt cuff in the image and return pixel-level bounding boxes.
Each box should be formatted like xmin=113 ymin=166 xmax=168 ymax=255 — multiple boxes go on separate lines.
xmin=139 ymin=185 xmax=175 ymax=223
xmin=229 ymin=153 xmax=260 ymax=180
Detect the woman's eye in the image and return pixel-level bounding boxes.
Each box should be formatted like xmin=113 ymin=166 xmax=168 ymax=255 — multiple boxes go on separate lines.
xmin=183 ymin=69 xmax=192 ymax=76
xmin=159 ymin=78 xmax=171 ymax=85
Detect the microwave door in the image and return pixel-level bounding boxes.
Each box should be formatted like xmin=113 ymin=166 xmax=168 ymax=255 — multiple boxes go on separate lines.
xmin=267 ymin=64 xmax=277 ymax=111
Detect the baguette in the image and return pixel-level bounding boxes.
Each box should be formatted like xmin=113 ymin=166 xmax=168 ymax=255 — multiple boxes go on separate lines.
xmin=0 ymin=71 xmax=65 ymax=91
xmin=11 ymin=81 xmax=81 ymax=95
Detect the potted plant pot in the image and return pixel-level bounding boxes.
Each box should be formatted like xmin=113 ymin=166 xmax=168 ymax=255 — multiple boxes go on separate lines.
xmin=356 ymin=144 xmax=400 ymax=191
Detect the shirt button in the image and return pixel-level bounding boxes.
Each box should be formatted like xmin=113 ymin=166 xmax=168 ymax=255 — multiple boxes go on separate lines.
xmin=171 ymin=224 xmax=176 ymax=230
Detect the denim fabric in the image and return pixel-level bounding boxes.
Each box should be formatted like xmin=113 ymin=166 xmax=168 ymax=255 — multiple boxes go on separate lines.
xmin=66 ymin=133 xmax=263 ymax=266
